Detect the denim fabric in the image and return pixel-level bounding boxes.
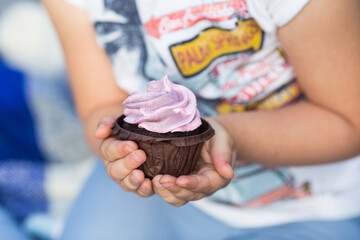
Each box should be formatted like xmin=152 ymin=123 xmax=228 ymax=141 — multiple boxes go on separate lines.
xmin=60 ymin=161 xmax=360 ymax=240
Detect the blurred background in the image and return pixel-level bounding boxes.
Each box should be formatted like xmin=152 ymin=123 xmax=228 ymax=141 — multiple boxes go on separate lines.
xmin=0 ymin=0 xmax=95 ymax=239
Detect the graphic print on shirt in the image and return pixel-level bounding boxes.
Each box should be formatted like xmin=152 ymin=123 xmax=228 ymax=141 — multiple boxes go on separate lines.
xmin=144 ymin=0 xmax=250 ymax=38
xmin=169 ymin=19 xmax=263 ymax=78
xmin=216 ymin=80 xmax=303 ymax=114
xmin=211 ymin=162 xmax=311 ymax=207
xmin=94 ymin=0 xmax=151 ymax=79
xmin=215 ymin=48 xmax=303 ymax=112
xmin=143 ymin=0 xmax=264 ymax=80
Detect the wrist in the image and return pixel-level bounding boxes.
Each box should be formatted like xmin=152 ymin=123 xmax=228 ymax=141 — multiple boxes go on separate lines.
xmin=83 ymin=102 xmax=124 ymax=155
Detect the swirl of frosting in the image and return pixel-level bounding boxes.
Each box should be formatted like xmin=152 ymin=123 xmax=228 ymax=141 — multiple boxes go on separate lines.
xmin=123 ymin=75 xmax=201 ymax=133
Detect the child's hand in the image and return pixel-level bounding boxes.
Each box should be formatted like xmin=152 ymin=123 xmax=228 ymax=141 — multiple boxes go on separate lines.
xmin=152 ymin=118 xmax=236 ymax=207
xmin=95 ymin=115 xmax=154 ymax=198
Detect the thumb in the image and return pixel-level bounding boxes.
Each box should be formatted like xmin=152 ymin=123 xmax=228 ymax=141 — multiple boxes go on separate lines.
xmin=207 ymin=119 xmax=235 ymax=179
xmin=95 ymin=115 xmax=119 ymax=139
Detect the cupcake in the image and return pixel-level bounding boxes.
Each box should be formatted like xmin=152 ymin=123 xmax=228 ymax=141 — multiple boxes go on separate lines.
xmin=111 ymin=75 xmax=215 ymax=178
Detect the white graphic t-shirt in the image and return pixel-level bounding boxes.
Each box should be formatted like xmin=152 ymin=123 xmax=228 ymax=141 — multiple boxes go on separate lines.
xmin=65 ymin=0 xmax=360 ymax=227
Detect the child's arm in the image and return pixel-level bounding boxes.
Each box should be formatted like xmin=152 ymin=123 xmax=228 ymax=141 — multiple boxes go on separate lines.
xmin=41 ymin=0 xmax=154 ymax=197
xmin=214 ymin=0 xmax=360 ymax=166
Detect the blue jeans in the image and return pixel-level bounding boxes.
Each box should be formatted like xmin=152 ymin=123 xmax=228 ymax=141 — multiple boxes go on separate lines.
xmin=60 ymin=161 xmax=360 ymax=240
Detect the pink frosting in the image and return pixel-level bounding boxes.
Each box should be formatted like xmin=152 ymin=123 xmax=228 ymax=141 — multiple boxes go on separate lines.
xmin=123 ymin=75 xmax=201 ymax=133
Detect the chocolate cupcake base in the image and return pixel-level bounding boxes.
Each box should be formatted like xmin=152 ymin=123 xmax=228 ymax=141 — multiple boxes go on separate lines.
xmin=111 ymin=115 xmax=215 ymax=178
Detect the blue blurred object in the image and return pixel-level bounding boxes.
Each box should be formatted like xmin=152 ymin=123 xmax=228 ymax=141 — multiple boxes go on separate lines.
xmin=0 ymin=55 xmax=47 ymax=222
xmin=0 ymin=55 xmax=44 ymax=161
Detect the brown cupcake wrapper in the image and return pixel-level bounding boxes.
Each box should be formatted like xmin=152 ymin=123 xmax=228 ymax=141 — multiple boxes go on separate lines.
xmin=111 ymin=115 xmax=214 ymax=146
xmin=111 ymin=115 xmax=215 ymax=178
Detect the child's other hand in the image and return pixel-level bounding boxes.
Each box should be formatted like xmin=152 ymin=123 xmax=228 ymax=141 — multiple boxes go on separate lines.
xmin=95 ymin=115 xmax=154 ymax=198
xmin=152 ymin=118 xmax=235 ymax=207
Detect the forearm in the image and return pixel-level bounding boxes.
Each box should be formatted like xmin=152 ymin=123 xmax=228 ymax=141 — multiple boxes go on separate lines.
xmin=214 ymin=100 xmax=360 ymax=166
xmin=42 ymin=0 xmax=129 ymax=155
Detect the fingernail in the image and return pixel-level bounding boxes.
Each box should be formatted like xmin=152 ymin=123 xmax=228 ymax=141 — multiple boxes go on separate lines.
xmin=131 ymin=174 xmax=141 ymax=185
xmin=139 ymin=185 xmax=148 ymax=193
xmin=125 ymin=145 xmax=135 ymax=153
xmin=177 ymin=179 xmax=190 ymax=188
xmin=132 ymin=152 xmax=144 ymax=164
xmin=226 ymin=163 xmax=233 ymax=171
xmin=225 ymin=163 xmax=234 ymax=177
xmin=162 ymin=182 xmax=173 ymax=189
xmin=139 ymin=185 xmax=149 ymax=192
xmin=154 ymin=180 xmax=163 ymax=189
xmin=97 ymin=123 xmax=105 ymax=130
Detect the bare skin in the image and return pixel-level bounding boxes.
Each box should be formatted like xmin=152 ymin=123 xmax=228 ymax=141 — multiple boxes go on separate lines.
xmin=42 ymin=0 xmax=360 ymax=207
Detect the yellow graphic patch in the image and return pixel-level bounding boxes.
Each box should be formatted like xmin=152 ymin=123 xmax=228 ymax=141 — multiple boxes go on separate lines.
xmin=170 ymin=19 xmax=263 ymax=77
xmin=216 ymin=81 xmax=302 ymax=114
